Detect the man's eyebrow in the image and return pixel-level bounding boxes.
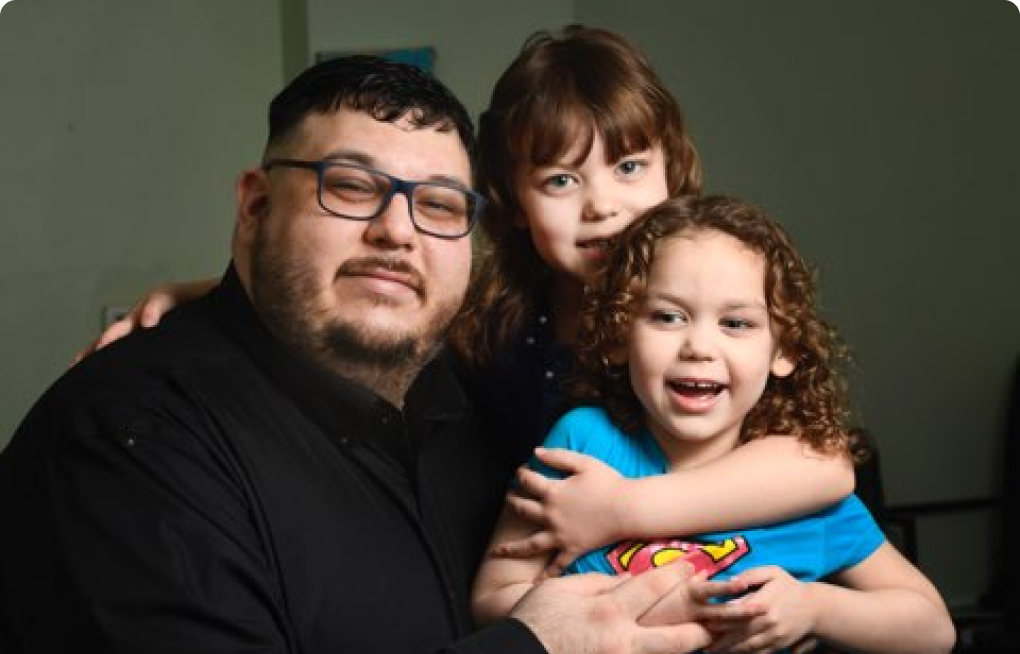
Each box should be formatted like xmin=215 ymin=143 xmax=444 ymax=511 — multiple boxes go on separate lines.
xmin=321 ymin=149 xmax=375 ymax=167
xmin=428 ymin=174 xmax=473 ymax=190
xmin=321 ymin=150 xmax=471 ymax=190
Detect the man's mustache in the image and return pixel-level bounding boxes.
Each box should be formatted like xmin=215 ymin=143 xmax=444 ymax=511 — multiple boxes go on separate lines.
xmin=336 ymin=257 xmax=425 ymax=296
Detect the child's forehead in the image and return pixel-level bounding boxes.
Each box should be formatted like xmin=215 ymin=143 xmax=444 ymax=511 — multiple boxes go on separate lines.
xmin=649 ymin=232 xmax=768 ymax=295
xmin=659 ymin=228 xmax=760 ymax=258
xmin=521 ymin=112 xmax=659 ymax=168
xmin=646 ymin=230 xmax=763 ymax=282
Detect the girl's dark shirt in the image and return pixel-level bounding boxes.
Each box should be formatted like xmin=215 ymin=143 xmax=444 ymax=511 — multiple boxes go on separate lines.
xmin=0 ymin=266 xmax=544 ymax=654
xmin=455 ymin=308 xmax=576 ymax=468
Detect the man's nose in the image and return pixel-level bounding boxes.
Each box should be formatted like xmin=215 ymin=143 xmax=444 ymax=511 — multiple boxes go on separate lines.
xmin=364 ymin=190 xmax=417 ymax=248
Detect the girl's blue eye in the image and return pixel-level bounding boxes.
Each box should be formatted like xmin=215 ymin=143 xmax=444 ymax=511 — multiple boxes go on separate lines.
xmin=543 ymin=174 xmax=574 ymax=190
xmin=617 ymin=160 xmax=645 ymax=176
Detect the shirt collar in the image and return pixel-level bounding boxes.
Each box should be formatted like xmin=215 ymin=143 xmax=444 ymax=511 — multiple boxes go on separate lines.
xmin=203 ymin=264 xmax=469 ymax=444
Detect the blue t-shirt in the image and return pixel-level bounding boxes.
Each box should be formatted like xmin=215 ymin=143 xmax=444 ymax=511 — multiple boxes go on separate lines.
xmin=535 ymin=407 xmax=885 ymax=582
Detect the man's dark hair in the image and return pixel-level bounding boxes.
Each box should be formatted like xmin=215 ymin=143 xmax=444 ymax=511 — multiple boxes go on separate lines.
xmin=265 ymin=55 xmax=475 ymax=161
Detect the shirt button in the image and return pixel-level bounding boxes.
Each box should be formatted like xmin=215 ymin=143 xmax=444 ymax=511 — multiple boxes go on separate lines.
xmin=121 ymin=428 xmax=138 ymax=447
xmin=526 ymin=337 xmax=535 ymax=345
xmin=545 ymin=370 xmax=555 ymax=379
xmin=538 ymin=315 xmax=548 ymax=325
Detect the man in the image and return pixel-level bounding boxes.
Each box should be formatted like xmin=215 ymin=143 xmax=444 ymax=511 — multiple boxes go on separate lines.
xmin=0 ymin=56 xmax=715 ymax=653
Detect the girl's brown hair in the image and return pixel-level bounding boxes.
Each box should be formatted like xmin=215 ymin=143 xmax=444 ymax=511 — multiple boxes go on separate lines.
xmin=449 ymin=25 xmax=702 ymax=366
xmin=575 ymin=195 xmax=865 ymax=460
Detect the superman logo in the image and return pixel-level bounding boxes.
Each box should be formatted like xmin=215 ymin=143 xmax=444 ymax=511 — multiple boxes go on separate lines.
xmin=606 ymin=535 xmax=750 ymax=577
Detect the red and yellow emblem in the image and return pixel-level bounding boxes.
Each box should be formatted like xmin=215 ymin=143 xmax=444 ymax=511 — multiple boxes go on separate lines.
xmin=607 ymin=536 xmax=750 ymax=577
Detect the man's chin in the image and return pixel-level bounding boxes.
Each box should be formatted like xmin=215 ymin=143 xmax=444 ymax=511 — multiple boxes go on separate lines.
xmin=324 ymin=322 xmax=427 ymax=368
xmin=347 ymin=311 xmax=423 ymax=339
xmin=318 ymin=297 xmax=461 ymax=371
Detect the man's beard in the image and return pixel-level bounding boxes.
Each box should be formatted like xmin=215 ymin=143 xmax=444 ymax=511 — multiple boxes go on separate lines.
xmin=249 ymin=229 xmax=459 ymax=399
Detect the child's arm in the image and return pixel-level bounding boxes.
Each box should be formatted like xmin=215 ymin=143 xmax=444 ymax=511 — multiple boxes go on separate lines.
xmin=471 ymin=505 xmax=550 ymax=624
xmin=808 ymin=543 xmax=954 ymax=653
xmin=709 ymin=545 xmax=955 ymax=654
xmin=498 ymin=437 xmax=854 ymax=574
xmin=471 ymin=505 xmax=769 ymax=628
xmin=73 ymin=277 xmax=219 ymax=362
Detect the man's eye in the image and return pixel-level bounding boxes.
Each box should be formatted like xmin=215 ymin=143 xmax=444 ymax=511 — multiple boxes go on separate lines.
xmin=327 ymin=177 xmax=375 ymax=195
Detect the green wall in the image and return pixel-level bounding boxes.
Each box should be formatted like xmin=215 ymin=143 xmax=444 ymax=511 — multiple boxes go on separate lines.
xmin=304 ymin=0 xmax=574 ymax=117
xmin=1 ymin=0 xmax=1016 ymax=610
xmin=576 ymin=0 xmax=1019 ymax=606
xmin=0 ymin=0 xmax=282 ymax=445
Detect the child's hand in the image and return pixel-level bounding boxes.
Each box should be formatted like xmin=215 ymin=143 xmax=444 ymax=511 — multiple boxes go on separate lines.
xmin=72 ymin=278 xmax=216 ymax=364
xmin=641 ymin=571 xmax=767 ymax=628
xmin=492 ymin=448 xmax=626 ymax=576
xmin=704 ymin=566 xmax=816 ymax=653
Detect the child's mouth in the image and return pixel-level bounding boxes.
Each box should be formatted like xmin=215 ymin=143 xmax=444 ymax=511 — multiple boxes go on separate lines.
xmin=667 ymin=379 xmax=726 ymax=413
xmin=577 ymin=238 xmax=613 ymax=253
xmin=668 ymin=379 xmax=725 ymax=397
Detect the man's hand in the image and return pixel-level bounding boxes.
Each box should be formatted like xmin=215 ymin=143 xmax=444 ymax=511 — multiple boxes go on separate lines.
xmin=640 ymin=572 xmax=765 ymax=628
xmin=510 ymin=562 xmax=715 ymax=654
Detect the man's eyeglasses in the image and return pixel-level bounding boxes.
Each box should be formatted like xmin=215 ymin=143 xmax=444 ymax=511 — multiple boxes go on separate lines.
xmin=262 ymin=159 xmax=485 ymax=240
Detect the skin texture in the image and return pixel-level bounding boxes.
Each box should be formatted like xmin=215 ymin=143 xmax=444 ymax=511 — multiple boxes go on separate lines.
xmin=514 ymin=134 xmax=669 ymax=342
xmin=73 ymin=102 xmax=779 ymax=654
xmin=74 ymin=129 xmax=857 ymax=569
xmin=628 ymin=231 xmax=794 ymax=470
xmin=509 ymin=561 xmax=761 ymax=654
xmin=498 ymin=440 xmax=851 ymax=575
xmin=473 ymin=227 xmax=955 ymax=654
xmin=228 ymin=106 xmax=749 ymax=654
xmin=232 ymin=109 xmax=474 ymax=406
xmin=73 ymin=111 xmax=857 ymax=599
xmin=515 ymin=135 xmax=669 ymax=285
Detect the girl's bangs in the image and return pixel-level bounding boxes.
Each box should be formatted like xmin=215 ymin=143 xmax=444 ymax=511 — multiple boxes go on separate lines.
xmin=513 ymin=88 xmax=663 ymax=169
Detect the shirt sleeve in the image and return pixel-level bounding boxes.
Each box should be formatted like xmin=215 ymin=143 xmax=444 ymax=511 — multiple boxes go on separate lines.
xmin=437 ymin=618 xmax=548 ymax=654
xmin=824 ymin=494 xmax=887 ymax=572
xmin=3 ymin=401 xmax=289 ymax=653
xmin=527 ymin=407 xmax=598 ymax=480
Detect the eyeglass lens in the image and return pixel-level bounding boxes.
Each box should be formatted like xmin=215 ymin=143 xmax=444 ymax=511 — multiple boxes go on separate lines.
xmin=320 ymin=164 xmax=475 ymax=237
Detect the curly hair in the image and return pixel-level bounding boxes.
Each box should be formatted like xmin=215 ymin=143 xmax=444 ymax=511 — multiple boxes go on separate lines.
xmin=448 ymin=25 xmax=701 ymax=367
xmin=573 ymin=195 xmax=865 ymax=461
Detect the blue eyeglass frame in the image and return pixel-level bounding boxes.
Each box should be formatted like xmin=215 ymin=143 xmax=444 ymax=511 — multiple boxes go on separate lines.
xmin=262 ymin=158 xmax=485 ymax=240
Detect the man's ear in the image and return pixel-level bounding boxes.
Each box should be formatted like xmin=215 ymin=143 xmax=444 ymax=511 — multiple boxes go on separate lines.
xmin=771 ymin=349 xmax=796 ymax=378
xmin=235 ymin=168 xmax=270 ymax=249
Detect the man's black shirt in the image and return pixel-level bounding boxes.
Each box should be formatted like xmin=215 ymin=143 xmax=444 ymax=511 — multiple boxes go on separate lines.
xmin=0 ymin=265 xmax=543 ymax=654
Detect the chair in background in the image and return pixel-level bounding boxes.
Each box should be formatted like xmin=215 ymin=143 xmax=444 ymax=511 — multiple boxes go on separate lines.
xmin=851 ymin=354 xmax=1019 ymax=653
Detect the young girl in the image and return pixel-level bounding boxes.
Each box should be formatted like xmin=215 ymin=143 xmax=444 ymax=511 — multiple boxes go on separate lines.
xmin=472 ymin=195 xmax=955 ymax=653
xmin=79 ymin=25 xmax=854 ymax=571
